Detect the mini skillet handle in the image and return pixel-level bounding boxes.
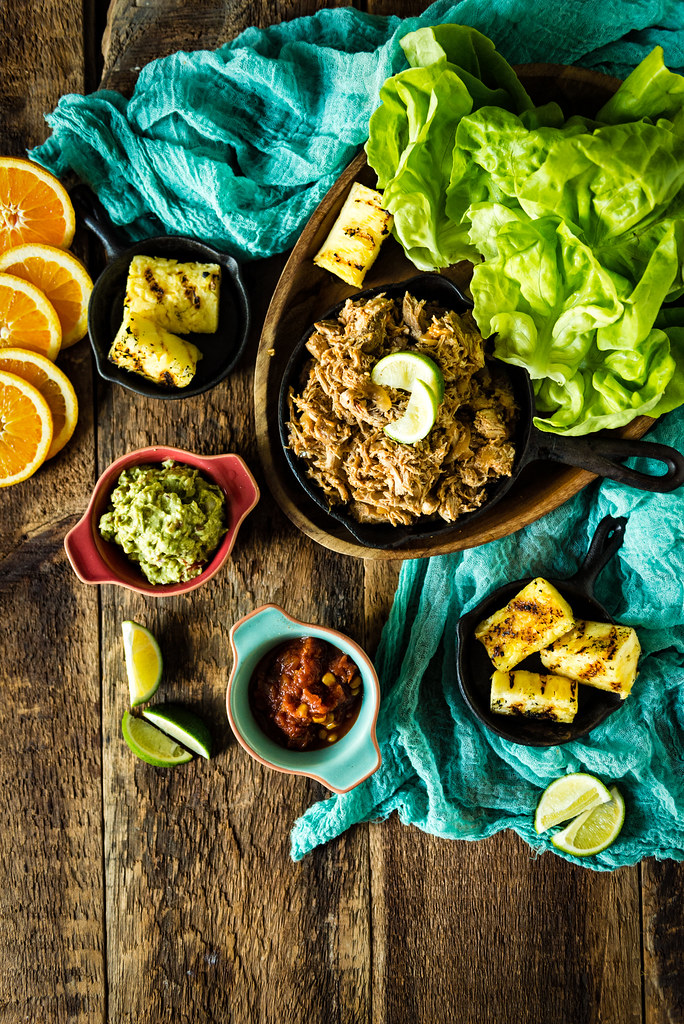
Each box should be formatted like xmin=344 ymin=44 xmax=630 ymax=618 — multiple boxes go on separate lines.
xmin=568 ymin=514 xmax=627 ymax=596
xmin=532 ymin=430 xmax=684 ymax=493
xmin=70 ymin=183 xmax=129 ymax=261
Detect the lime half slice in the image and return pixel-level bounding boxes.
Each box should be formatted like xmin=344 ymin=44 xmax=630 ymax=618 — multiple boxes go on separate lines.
xmin=534 ymin=772 xmax=612 ymax=833
xmin=142 ymin=705 xmax=212 ymax=759
xmin=372 ymin=350 xmax=445 ymax=402
xmin=122 ymin=621 xmax=162 ymax=707
xmin=383 ymin=377 xmax=439 ymax=444
xmin=551 ymin=786 xmax=625 ymax=857
xmin=121 ymin=710 xmax=193 ymax=767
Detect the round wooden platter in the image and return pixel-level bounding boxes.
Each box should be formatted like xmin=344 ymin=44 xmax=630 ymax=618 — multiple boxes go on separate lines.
xmin=255 ymin=64 xmax=653 ymax=560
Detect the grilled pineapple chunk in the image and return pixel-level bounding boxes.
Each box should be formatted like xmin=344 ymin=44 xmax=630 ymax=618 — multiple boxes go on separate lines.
xmin=125 ymin=255 xmax=220 ymax=334
xmin=313 ymin=182 xmax=393 ymax=287
xmin=540 ymin=621 xmax=640 ymax=700
xmin=108 ymin=313 xmax=202 ymax=388
xmin=475 ymin=578 xmax=575 ymax=672
xmin=490 ymin=669 xmax=578 ymax=723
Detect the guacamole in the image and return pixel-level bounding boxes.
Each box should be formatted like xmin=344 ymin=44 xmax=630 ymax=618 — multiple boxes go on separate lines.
xmin=99 ymin=459 xmax=227 ymax=585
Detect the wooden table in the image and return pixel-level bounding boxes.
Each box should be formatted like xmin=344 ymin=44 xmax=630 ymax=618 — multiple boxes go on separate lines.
xmin=1 ymin=2 xmax=682 ymax=1021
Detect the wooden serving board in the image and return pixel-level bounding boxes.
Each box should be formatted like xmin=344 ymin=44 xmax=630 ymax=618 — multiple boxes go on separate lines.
xmin=255 ymin=64 xmax=652 ymax=559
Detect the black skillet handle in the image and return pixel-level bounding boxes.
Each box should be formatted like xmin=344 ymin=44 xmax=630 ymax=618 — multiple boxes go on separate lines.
xmin=567 ymin=514 xmax=627 ymax=597
xmin=531 ymin=428 xmax=684 ymax=493
xmin=70 ymin=183 xmax=129 ymax=261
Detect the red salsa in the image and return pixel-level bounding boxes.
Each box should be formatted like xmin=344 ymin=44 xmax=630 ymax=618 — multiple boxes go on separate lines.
xmin=249 ymin=636 xmax=363 ymax=750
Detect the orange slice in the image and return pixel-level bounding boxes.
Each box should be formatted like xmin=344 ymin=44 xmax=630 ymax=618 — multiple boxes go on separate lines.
xmin=0 ymin=369 xmax=53 ymax=486
xmin=0 ymin=347 xmax=77 ymax=458
xmin=0 ymin=243 xmax=93 ymax=348
xmin=0 ymin=272 xmax=62 ymax=360
xmin=0 ymin=158 xmax=75 ymax=254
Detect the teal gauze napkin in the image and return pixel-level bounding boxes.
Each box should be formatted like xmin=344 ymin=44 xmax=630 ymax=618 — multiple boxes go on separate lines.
xmin=31 ymin=1 xmax=684 ymax=868
xmin=30 ymin=0 xmax=684 ymax=260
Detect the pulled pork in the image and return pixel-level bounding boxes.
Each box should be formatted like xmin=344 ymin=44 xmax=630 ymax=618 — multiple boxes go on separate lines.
xmin=287 ymin=292 xmax=517 ymax=527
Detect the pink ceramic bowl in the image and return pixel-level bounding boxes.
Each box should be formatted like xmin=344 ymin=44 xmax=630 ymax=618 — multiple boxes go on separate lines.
xmin=64 ymin=445 xmax=260 ymax=596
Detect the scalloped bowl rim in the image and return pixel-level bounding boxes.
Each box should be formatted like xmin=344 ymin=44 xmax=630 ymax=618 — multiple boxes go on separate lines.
xmin=64 ymin=445 xmax=260 ymax=596
xmin=226 ymin=604 xmax=382 ymax=793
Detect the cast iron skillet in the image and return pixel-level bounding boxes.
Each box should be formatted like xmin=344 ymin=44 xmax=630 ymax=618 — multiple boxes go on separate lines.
xmin=456 ymin=514 xmax=629 ymax=747
xmin=279 ymin=274 xmax=684 ymax=550
xmin=72 ymin=185 xmax=250 ymax=399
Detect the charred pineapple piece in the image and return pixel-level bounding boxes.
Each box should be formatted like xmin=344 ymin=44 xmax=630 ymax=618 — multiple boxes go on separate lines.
xmin=540 ymin=621 xmax=640 ymax=700
xmin=108 ymin=313 xmax=202 ymax=388
xmin=313 ymin=182 xmax=393 ymax=287
xmin=124 ymin=255 xmax=220 ymax=334
xmin=475 ymin=578 xmax=575 ymax=672
xmin=490 ymin=669 xmax=578 ymax=723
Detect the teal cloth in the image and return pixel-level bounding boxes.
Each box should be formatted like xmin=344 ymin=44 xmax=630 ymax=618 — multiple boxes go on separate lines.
xmin=291 ymin=406 xmax=684 ymax=867
xmin=31 ymin=2 xmax=684 ymax=867
xmin=30 ymin=0 xmax=684 ymax=260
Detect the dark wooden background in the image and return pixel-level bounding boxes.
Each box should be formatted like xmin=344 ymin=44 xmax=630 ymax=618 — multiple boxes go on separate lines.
xmin=0 ymin=1 xmax=682 ymax=1021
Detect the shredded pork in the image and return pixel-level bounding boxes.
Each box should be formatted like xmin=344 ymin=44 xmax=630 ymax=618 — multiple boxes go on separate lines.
xmin=287 ymin=292 xmax=518 ymax=527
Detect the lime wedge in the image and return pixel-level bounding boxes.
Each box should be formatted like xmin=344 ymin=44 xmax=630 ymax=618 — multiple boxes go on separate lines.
xmin=371 ymin=350 xmax=445 ymax=402
xmin=121 ymin=710 xmax=193 ymax=767
xmin=383 ymin=377 xmax=439 ymax=444
xmin=534 ymin=772 xmax=612 ymax=833
xmin=551 ymin=786 xmax=625 ymax=856
xmin=142 ymin=704 xmax=212 ymax=759
xmin=122 ymin=620 xmax=162 ymax=707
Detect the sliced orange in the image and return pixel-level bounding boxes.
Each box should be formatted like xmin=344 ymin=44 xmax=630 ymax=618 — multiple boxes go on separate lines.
xmin=0 ymin=243 xmax=93 ymax=348
xmin=0 ymin=369 xmax=53 ymax=486
xmin=0 ymin=158 xmax=75 ymax=254
xmin=0 ymin=347 xmax=77 ymax=458
xmin=0 ymin=272 xmax=62 ymax=360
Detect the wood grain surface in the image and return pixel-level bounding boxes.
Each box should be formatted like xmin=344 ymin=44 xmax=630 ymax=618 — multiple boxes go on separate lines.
xmin=0 ymin=1 xmax=681 ymax=1022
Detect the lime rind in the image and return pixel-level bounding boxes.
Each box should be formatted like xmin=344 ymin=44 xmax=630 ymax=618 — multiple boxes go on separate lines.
xmin=372 ymin=350 xmax=445 ymax=403
xmin=121 ymin=711 xmax=193 ymax=767
xmin=551 ymin=786 xmax=625 ymax=857
xmin=534 ymin=772 xmax=612 ymax=833
xmin=383 ymin=377 xmax=439 ymax=444
xmin=142 ymin=705 xmax=212 ymax=759
xmin=122 ymin=620 xmax=163 ymax=707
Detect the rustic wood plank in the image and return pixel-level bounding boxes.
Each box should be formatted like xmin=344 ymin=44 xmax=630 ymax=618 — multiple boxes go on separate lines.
xmin=368 ymin=821 xmax=643 ymax=1024
xmin=357 ymin=0 xmax=645 ymax=1016
xmin=88 ymin=2 xmax=679 ymax=1023
xmin=642 ymin=860 xmax=684 ymax=1024
xmin=363 ymin=554 xmax=642 ymax=1024
xmin=96 ymin=248 xmax=370 ymax=1021
xmin=101 ymin=0 xmax=353 ymax=95
xmin=96 ymin=4 xmax=370 ymax=1015
xmin=0 ymin=2 xmax=105 ymax=1022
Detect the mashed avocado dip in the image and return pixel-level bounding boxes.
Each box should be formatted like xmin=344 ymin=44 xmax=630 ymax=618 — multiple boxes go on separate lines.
xmin=99 ymin=459 xmax=227 ymax=584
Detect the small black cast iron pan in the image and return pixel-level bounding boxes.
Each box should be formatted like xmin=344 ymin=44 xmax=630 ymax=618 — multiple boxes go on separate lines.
xmin=72 ymin=185 xmax=250 ymax=400
xmin=279 ymin=274 xmax=684 ymax=550
xmin=456 ymin=514 xmax=629 ymax=747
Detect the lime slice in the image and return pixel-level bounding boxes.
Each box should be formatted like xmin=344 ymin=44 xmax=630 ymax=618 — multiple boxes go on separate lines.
xmin=534 ymin=772 xmax=612 ymax=833
xmin=121 ymin=710 xmax=193 ymax=767
xmin=383 ymin=377 xmax=439 ymax=444
xmin=551 ymin=786 xmax=625 ymax=856
xmin=371 ymin=350 xmax=445 ymax=402
xmin=142 ymin=704 xmax=212 ymax=759
xmin=122 ymin=620 xmax=162 ymax=707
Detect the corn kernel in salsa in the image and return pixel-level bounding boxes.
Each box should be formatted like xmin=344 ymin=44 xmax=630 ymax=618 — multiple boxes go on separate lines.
xmin=249 ymin=636 xmax=363 ymax=750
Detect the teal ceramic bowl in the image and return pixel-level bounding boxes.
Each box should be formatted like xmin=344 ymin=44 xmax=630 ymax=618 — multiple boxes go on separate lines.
xmin=227 ymin=605 xmax=382 ymax=793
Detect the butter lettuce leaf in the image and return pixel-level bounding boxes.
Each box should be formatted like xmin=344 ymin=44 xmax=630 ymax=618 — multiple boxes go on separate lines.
xmin=367 ymin=31 xmax=684 ymax=433
xmin=468 ymin=206 xmax=627 ymax=384
xmin=366 ymin=25 xmax=536 ymax=270
xmin=469 ymin=207 xmax=681 ymax=434
xmin=597 ymin=46 xmax=684 ymax=128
